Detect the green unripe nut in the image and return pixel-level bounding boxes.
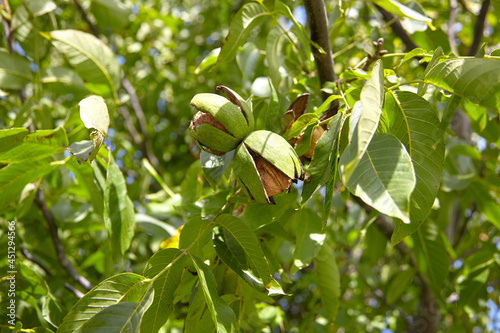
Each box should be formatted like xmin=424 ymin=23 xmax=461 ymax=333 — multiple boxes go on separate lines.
xmin=233 ymin=130 xmax=303 ymax=204
xmin=189 ymin=86 xmax=254 ymax=155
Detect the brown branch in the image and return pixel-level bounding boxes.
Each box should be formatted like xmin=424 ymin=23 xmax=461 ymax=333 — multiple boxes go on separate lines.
xmin=22 ymin=248 xmax=53 ymax=276
xmin=35 ymin=189 xmax=93 ymax=292
xmin=467 ymin=0 xmax=490 ymax=56
xmin=303 ymin=0 xmax=339 ymax=117
xmin=65 ymin=283 xmax=85 ymax=298
xmin=376 ymin=6 xmax=419 ymax=51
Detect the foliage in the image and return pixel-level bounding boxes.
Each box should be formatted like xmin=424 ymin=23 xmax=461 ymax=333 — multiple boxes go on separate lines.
xmin=1 ymin=0 xmax=500 ymax=332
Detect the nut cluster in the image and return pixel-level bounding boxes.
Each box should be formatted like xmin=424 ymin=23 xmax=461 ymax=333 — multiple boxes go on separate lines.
xmin=190 ymin=86 xmax=312 ymax=204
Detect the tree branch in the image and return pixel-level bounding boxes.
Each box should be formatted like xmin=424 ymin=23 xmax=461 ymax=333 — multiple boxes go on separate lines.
xmin=121 ymin=77 xmax=160 ymax=168
xmin=467 ymin=0 xmax=490 ymax=56
xmin=376 ymin=6 xmax=419 ymax=51
xmin=35 ymin=189 xmax=93 ymax=292
xmin=303 ymin=0 xmax=339 ymax=116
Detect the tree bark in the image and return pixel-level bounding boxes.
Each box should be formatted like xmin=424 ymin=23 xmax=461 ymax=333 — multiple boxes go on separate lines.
xmin=303 ymin=0 xmax=338 ymax=111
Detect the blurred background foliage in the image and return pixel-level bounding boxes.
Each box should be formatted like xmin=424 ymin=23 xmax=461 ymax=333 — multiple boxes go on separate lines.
xmin=1 ymin=0 xmax=500 ymax=332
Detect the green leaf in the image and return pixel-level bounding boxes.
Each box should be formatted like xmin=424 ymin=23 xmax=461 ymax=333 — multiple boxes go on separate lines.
xmin=468 ymin=181 xmax=500 ymax=231
xmin=291 ymin=209 xmax=324 ymax=274
xmin=314 ymin=245 xmax=340 ymax=323
xmin=66 ymin=159 xmax=104 ymax=215
xmin=424 ymin=58 xmax=500 ymax=112
xmin=67 ymin=140 xmax=96 ymax=164
xmin=216 ymin=214 xmax=271 ymax=287
xmin=200 ymin=150 xmax=234 ymax=190
xmin=386 ymin=268 xmax=416 ymax=304
xmin=341 ymin=133 xmax=416 ymax=223
xmin=141 ymin=251 xmax=186 ymax=333
xmin=417 ymin=47 xmax=444 ymax=96
xmin=190 ymin=255 xmax=237 ymax=333
xmin=43 ymin=29 xmax=120 ymax=99
xmin=79 ymin=95 xmax=110 ymax=135
xmin=0 ymin=160 xmax=61 ymax=211
xmin=179 ymin=216 xmax=214 ymax=257
xmin=282 ymin=113 xmax=318 ymax=140
xmin=492 ymin=0 xmax=500 ymax=14
xmin=266 ymin=28 xmax=286 ymax=87
xmin=265 ymin=76 xmax=286 ymax=133
xmin=370 ymin=0 xmax=433 ymax=27
xmin=185 ymin=285 xmax=217 ymax=333
xmin=24 ymin=0 xmax=57 ymax=16
xmin=302 ymin=113 xmax=343 ymax=203
xmin=76 ymin=292 xmax=153 ymax=333
xmin=412 ymin=221 xmax=449 ymax=293
xmin=213 ymin=227 xmax=266 ymax=292
xmin=0 ymin=52 xmax=32 ymax=90
xmin=386 ymin=91 xmax=445 ymax=244
xmin=90 ymin=0 xmax=132 ymax=29
xmin=104 ymin=153 xmax=135 ymax=258
xmin=196 ymin=47 xmax=221 ymax=74
xmin=41 ymin=66 xmax=87 ymax=93
xmin=216 ymin=3 xmax=270 ymax=66
xmin=57 ymin=273 xmax=146 ymax=332
xmin=340 ymin=60 xmax=384 ymax=182
xmin=0 ymin=127 xmax=68 ymax=164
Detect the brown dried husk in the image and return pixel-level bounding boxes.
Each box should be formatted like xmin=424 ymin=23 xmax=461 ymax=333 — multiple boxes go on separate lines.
xmin=189 ymin=111 xmax=229 ymax=133
xmin=253 ymin=153 xmax=291 ymax=197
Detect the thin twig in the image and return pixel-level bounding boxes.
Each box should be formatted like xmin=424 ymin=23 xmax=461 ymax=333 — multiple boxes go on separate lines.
xmin=35 ymin=189 xmax=93 ymax=291
xmin=467 ymin=0 xmax=490 ymax=56
xmin=303 ymin=0 xmax=339 ymax=116
xmin=376 ymin=5 xmax=419 ymax=51
xmin=73 ymin=0 xmax=99 ymax=37
xmin=65 ymin=283 xmax=85 ymax=298
xmin=22 ymin=248 xmax=53 ymax=276
xmin=121 ymin=77 xmax=159 ymax=168
xmin=448 ymin=0 xmax=459 ymax=55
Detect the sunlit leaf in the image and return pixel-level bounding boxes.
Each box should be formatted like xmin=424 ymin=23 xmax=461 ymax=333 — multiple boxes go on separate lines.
xmin=386 ymin=91 xmax=445 ymax=243
xmin=340 ymin=133 xmax=416 ymax=223
xmin=340 ymin=60 xmax=384 ymax=182
xmin=42 ymin=30 xmax=120 ymax=98
xmin=424 ymin=58 xmax=500 ymax=112
xmin=0 ymin=127 xmax=68 ymax=164
xmin=57 ymin=273 xmax=147 ymax=332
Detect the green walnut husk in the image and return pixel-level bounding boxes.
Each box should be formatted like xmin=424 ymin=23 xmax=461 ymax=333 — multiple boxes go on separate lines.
xmin=190 ymin=85 xmax=254 ymax=155
xmin=234 ymin=130 xmax=303 ymax=204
